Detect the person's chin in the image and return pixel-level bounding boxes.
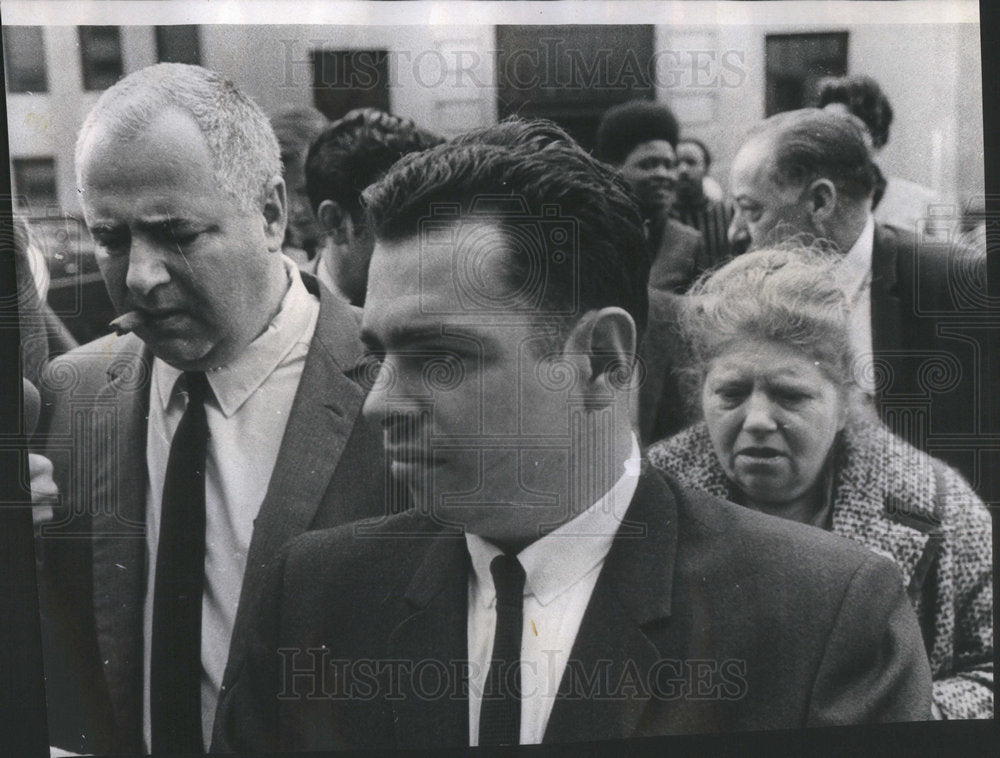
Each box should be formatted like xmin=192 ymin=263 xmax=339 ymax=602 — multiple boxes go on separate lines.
xmin=147 ymin=334 xmax=216 ymax=371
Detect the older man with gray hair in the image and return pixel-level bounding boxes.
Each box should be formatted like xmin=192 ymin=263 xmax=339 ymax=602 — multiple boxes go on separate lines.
xmin=38 ymin=63 xmax=390 ymax=755
xmin=727 ymin=108 xmax=987 ymax=497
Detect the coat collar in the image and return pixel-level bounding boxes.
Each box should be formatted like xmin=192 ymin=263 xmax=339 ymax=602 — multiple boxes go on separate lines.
xmin=386 ymin=466 xmax=679 ymax=747
xmin=227 ymin=277 xmax=369 ymax=672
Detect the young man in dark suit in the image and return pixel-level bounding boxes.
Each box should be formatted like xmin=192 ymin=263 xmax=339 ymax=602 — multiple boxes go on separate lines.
xmin=214 ymin=119 xmax=931 ymax=752
xmin=36 ymin=63 xmax=392 ymax=755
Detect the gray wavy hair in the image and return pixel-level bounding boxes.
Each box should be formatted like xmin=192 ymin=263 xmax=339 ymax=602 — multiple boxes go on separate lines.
xmin=75 ymin=63 xmax=281 ymax=212
xmin=678 ymin=243 xmax=863 ymax=419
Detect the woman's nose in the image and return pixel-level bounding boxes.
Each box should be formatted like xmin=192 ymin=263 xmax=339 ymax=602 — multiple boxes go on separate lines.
xmin=742 ymin=391 xmax=779 ymax=433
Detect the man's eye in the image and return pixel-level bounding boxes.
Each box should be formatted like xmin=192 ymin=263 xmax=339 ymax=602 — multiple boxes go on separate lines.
xmin=164 ymin=227 xmax=201 ymax=247
xmin=93 ymin=232 xmax=129 ymax=256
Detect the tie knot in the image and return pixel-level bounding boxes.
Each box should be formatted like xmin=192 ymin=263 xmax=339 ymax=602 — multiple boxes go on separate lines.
xmin=182 ymin=371 xmax=209 ymax=405
xmin=490 ymin=554 xmax=525 ymax=608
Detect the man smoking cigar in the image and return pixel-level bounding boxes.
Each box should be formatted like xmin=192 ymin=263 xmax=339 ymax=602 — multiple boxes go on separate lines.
xmin=36 ymin=63 xmax=392 ymax=755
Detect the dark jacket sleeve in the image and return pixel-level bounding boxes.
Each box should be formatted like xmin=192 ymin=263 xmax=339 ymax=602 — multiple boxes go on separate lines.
xmin=807 ymin=552 xmax=933 ymax=724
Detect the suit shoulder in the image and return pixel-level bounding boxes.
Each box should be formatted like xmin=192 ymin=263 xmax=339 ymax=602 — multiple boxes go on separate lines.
xmin=671 ymin=479 xmax=900 ymax=585
xmin=40 ymin=333 xmax=147 ymax=397
xmin=280 ymin=510 xmax=456 ymax=578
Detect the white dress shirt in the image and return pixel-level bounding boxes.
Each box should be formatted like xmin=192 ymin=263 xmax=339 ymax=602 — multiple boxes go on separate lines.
xmin=142 ymin=258 xmax=319 ymax=750
xmin=839 ymin=214 xmax=876 ymax=395
xmin=466 ymin=437 xmax=641 ymax=746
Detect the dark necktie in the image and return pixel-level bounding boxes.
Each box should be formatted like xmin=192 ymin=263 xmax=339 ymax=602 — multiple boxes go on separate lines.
xmin=479 ymin=554 xmax=526 ymax=746
xmin=151 ymin=371 xmax=210 ymax=753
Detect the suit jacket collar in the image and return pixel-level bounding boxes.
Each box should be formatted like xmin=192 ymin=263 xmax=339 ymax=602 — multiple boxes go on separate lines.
xmin=386 ymin=466 xmax=679 ymax=747
xmin=228 ymin=276 xmax=369 ymax=669
xmin=543 ymin=465 xmax=677 ymax=743
xmin=870 ymin=223 xmax=904 ymax=363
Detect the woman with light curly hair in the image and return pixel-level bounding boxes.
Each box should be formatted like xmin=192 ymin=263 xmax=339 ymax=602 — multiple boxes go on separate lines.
xmin=647 ymin=246 xmax=993 ymax=719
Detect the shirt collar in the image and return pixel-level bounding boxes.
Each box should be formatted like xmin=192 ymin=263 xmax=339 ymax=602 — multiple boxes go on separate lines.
xmin=839 ymin=213 xmax=875 ymax=288
xmin=154 ymin=255 xmax=316 ymax=417
xmin=466 ymin=436 xmax=641 ymax=608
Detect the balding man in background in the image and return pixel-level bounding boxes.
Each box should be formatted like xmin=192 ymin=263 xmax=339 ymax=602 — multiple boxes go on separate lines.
xmin=728 ymin=108 xmax=987 ymax=495
xmin=37 ymin=64 xmax=389 ymax=755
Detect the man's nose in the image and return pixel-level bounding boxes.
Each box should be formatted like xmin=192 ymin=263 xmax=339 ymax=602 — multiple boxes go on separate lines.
xmin=728 ymin=211 xmax=750 ymax=248
xmin=742 ymin=391 xmax=779 ymax=433
xmin=125 ymin=237 xmax=170 ymax=298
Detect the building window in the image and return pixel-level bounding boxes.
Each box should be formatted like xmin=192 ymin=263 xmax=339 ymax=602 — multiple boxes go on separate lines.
xmin=12 ymin=157 xmax=58 ymax=211
xmin=156 ymin=25 xmax=201 ymax=65
xmin=79 ymin=26 xmax=124 ymax=91
xmin=311 ymin=50 xmax=390 ymax=121
xmin=3 ymin=26 xmax=48 ymax=93
xmin=765 ymin=32 xmax=849 ymax=116
xmin=496 ymin=25 xmax=655 ymax=151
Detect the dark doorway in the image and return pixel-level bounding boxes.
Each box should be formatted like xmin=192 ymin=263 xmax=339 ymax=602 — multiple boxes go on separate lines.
xmin=311 ymin=49 xmax=391 ymax=121
xmin=496 ymin=25 xmax=656 ymax=151
xmin=765 ymin=32 xmax=849 ymax=116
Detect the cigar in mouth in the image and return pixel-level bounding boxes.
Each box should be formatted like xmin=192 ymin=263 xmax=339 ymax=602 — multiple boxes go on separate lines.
xmin=108 ymin=311 xmax=147 ymax=336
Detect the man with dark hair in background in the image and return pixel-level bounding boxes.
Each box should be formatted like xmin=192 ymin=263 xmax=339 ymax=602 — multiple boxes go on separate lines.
xmin=304 ymin=108 xmax=442 ymax=305
xmin=728 ymin=107 xmax=987 ymax=497
xmin=594 ymin=101 xmax=706 ymax=293
xmin=816 ymin=74 xmax=942 ymax=234
xmin=215 ymin=118 xmax=930 ymax=753
xmin=673 ymin=136 xmax=734 ymax=268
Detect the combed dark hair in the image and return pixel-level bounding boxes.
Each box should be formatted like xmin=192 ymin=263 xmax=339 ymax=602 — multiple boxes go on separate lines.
xmin=749 ymin=108 xmax=878 ymax=201
xmin=817 ymin=75 xmax=894 ymax=149
xmin=305 ymin=108 xmax=443 ymax=219
xmin=363 ymin=118 xmax=650 ymax=341
xmin=593 ymin=100 xmax=679 ymax=166
xmin=678 ymin=137 xmax=712 ymax=170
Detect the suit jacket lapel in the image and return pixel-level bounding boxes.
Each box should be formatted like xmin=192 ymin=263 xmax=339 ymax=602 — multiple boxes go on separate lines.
xmin=90 ymin=336 xmax=151 ymax=746
xmin=544 ymin=466 xmax=678 ymax=744
xmin=231 ymin=283 xmax=368 ymax=664
xmin=386 ymin=532 xmax=470 ymax=749
xmin=870 ymin=224 xmax=904 ymax=384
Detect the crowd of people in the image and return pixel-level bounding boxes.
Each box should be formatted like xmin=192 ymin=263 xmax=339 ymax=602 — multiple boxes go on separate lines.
xmin=16 ymin=63 xmax=991 ymax=754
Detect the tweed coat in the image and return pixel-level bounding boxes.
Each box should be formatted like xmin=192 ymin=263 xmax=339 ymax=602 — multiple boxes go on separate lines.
xmin=648 ymin=420 xmax=993 ymax=719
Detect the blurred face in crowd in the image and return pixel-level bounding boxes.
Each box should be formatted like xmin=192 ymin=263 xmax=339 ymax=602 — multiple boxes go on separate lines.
xmin=79 ymin=108 xmax=287 ymax=371
xmin=280 ymin=146 xmax=325 ymax=256
xmin=361 ymin=220 xmax=582 ymax=551
xmin=619 ymin=140 xmax=678 ymax=217
xmin=728 ymin=136 xmax=815 ymax=251
xmin=701 ymin=338 xmax=846 ymax=510
xmin=676 ymin=140 xmax=707 ymax=201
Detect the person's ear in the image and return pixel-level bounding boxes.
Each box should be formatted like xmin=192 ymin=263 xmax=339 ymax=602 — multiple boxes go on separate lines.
xmin=806 ymin=178 xmax=837 ymax=227
xmin=318 ymin=200 xmax=354 ymax=246
xmin=561 ymin=307 xmax=638 ymax=411
xmin=262 ymin=175 xmax=288 ymax=252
